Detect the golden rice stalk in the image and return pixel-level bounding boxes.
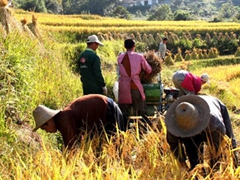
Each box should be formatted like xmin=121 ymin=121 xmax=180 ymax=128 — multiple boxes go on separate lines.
xmin=32 ymin=14 xmax=38 ymax=25
xmin=141 ymin=50 xmax=162 ymax=83
xmin=136 ymin=32 xmax=142 ymax=42
xmin=235 ymin=47 xmax=240 ymax=57
xmin=0 ymin=0 xmax=8 ymax=7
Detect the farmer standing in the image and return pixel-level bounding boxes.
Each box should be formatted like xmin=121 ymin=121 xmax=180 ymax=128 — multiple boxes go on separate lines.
xmin=117 ymin=39 xmax=152 ymax=128
xmin=78 ymin=34 xmax=107 ymax=95
xmin=172 ymin=70 xmax=209 ymax=96
xmin=32 ymin=94 xmax=125 ymax=150
xmin=165 ymin=95 xmax=238 ymax=170
xmin=158 ymin=37 xmax=170 ymax=61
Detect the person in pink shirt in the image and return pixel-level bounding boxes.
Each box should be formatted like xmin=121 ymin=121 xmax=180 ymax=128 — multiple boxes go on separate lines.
xmin=172 ymin=70 xmax=209 ymax=96
xmin=117 ymin=39 xmax=152 ymax=128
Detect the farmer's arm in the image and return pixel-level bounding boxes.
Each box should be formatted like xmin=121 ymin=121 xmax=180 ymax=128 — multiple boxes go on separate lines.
xmin=141 ymin=56 xmax=152 ymax=75
xmin=58 ymin=119 xmax=79 ymax=150
xmin=167 ymin=132 xmax=187 ymax=164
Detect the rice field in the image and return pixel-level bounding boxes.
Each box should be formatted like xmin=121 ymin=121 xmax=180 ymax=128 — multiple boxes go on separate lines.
xmin=14 ymin=9 xmax=240 ymax=36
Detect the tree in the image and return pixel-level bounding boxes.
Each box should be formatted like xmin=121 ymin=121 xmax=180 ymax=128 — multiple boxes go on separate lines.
xmin=84 ymin=0 xmax=119 ymax=16
xmin=111 ymin=6 xmax=130 ymax=19
xmin=236 ymin=13 xmax=240 ymax=21
xmin=147 ymin=4 xmax=173 ymax=21
xmin=62 ymin=0 xmax=87 ymax=14
xmin=19 ymin=0 xmax=47 ymax=12
xmin=174 ymin=10 xmax=192 ymax=20
xmin=45 ymin=0 xmax=63 ymax=14
xmin=218 ymin=2 xmax=237 ymax=19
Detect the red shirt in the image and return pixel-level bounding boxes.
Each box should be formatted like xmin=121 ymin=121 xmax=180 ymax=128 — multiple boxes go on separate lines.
xmin=181 ymin=72 xmax=202 ymax=94
xmin=54 ymin=94 xmax=108 ymax=149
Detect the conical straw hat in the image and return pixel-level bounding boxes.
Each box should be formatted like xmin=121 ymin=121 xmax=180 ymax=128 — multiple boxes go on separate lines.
xmin=165 ymin=95 xmax=210 ymax=137
xmin=32 ymin=105 xmax=60 ymax=131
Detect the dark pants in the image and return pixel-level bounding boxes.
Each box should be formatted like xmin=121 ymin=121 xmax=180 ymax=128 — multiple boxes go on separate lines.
xmin=119 ymin=89 xmax=152 ymax=129
xmin=181 ymin=131 xmax=223 ymax=170
xmin=105 ymin=98 xmax=126 ymax=133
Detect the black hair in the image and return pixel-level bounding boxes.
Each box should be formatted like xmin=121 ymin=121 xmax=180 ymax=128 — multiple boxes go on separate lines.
xmin=124 ymin=39 xmax=135 ymax=49
xmin=163 ymin=37 xmax=168 ymax=41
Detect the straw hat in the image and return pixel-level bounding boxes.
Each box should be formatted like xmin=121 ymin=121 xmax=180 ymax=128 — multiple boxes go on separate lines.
xmin=87 ymin=35 xmax=104 ymax=46
xmin=32 ymin=105 xmax=60 ymax=131
xmin=165 ymin=95 xmax=210 ymax=137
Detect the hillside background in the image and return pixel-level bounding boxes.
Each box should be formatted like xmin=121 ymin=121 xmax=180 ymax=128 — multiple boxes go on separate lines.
xmin=1 ymin=3 xmax=240 ymax=179
xmin=11 ymin=0 xmax=240 ymax=21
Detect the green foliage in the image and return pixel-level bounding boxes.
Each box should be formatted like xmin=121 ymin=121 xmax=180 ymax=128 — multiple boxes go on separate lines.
xmin=173 ymin=10 xmax=192 ymax=21
xmin=218 ymin=2 xmax=237 ymax=19
xmin=193 ymin=38 xmax=206 ymax=48
xmin=176 ymin=39 xmax=193 ymax=53
xmin=135 ymin=41 xmax=148 ymax=52
xmin=45 ymin=0 xmax=63 ymax=14
xmin=111 ymin=6 xmax=130 ymax=19
xmin=189 ymin=56 xmax=240 ymax=70
xmin=147 ymin=4 xmax=173 ymax=21
xmin=62 ymin=43 xmax=86 ymax=74
xmin=19 ymin=0 xmax=48 ymax=12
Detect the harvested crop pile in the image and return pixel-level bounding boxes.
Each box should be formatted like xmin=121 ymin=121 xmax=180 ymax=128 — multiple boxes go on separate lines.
xmin=141 ymin=50 xmax=162 ymax=83
xmin=0 ymin=4 xmax=23 ymax=35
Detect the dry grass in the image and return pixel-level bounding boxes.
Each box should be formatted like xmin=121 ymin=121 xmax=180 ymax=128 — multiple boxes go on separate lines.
xmin=0 ymin=118 xmax=239 ymax=179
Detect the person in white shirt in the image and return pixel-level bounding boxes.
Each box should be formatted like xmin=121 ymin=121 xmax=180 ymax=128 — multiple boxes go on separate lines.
xmin=158 ymin=37 xmax=170 ymax=61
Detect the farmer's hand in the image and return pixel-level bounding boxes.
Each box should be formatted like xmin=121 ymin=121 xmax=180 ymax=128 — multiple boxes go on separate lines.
xmin=102 ymin=86 xmax=108 ymax=96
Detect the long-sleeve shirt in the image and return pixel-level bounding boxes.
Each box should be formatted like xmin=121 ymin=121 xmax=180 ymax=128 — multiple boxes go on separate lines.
xmin=78 ymin=48 xmax=105 ymax=95
xmin=117 ymin=51 xmax=152 ymax=104
xmin=167 ymin=95 xmax=236 ymax=162
xmin=54 ymin=95 xmax=117 ymax=149
xmin=180 ymin=71 xmax=202 ymax=94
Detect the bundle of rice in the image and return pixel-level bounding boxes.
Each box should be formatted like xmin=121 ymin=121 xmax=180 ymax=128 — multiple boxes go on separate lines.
xmin=141 ymin=50 xmax=162 ymax=83
xmin=0 ymin=0 xmax=8 ymax=7
xmin=27 ymin=14 xmax=41 ymax=38
xmin=0 ymin=4 xmax=23 ymax=35
xmin=165 ymin=52 xmax=174 ymax=66
xmin=235 ymin=47 xmax=240 ymax=57
xmin=174 ymin=48 xmax=184 ymax=62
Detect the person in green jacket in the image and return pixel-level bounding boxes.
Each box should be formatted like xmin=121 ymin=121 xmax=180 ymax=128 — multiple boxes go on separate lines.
xmin=78 ymin=35 xmax=107 ymax=95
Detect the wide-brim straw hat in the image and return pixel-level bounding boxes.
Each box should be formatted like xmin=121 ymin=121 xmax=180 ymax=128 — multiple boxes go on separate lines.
xmin=32 ymin=105 xmax=61 ymax=131
xmin=165 ymin=95 xmax=210 ymax=138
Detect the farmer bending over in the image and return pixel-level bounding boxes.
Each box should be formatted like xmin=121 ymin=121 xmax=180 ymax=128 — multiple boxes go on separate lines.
xmin=172 ymin=70 xmax=209 ymax=96
xmin=165 ymin=95 xmax=238 ymax=170
xmin=32 ymin=94 xmax=125 ymax=150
